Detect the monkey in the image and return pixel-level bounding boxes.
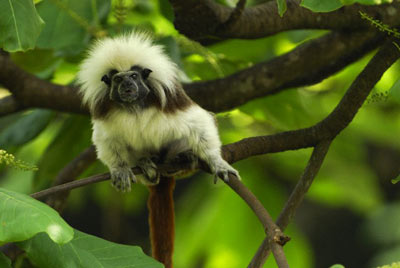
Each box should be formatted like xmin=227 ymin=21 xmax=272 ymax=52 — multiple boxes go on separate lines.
xmin=77 ymin=32 xmax=240 ymax=267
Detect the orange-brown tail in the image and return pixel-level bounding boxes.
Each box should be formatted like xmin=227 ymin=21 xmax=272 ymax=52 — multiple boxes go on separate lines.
xmin=148 ymin=176 xmax=175 ymax=268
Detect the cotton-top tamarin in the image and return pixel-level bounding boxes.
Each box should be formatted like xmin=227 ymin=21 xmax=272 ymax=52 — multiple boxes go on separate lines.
xmin=77 ymin=32 xmax=240 ymax=192
xmin=77 ymin=32 xmax=241 ymax=268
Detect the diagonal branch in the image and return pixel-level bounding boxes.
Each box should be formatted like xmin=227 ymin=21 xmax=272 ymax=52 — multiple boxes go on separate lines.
xmin=185 ymin=30 xmax=383 ymax=112
xmin=249 ymin=140 xmax=331 ymax=268
xmin=46 ymin=146 xmax=97 ymax=211
xmin=169 ymin=0 xmax=400 ymax=44
xmin=226 ymin=175 xmax=290 ymax=268
xmin=223 ymin=41 xmax=400 ymax=163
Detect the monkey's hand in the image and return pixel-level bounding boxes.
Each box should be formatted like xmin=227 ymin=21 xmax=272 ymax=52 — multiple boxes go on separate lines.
xmin=212 ymin=159 xmax=240 ymax=184
xmin=137 ymin=158 xmax=160 ymax=186
xmin=110 ymin=167 xmax=136 ymax=192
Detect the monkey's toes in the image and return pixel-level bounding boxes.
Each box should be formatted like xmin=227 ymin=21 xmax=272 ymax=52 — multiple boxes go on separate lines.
xmin=110 ymin=168 xmax=136 ymax=192
xmin=213 ymin=161 xmax=240 ymax=184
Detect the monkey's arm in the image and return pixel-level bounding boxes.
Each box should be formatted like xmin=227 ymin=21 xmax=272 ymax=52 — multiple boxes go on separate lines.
xmin=94 ymin=136 xmax=136 ymax=192
xmin=192 ymin=113 xmax=240 ymax=183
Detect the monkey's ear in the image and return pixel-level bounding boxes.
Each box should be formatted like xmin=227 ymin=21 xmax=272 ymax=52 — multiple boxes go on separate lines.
xmin=142 ymin=68 xmax=152 ymax=80
xmin=101 ymin=74 xmax=111 ymax=85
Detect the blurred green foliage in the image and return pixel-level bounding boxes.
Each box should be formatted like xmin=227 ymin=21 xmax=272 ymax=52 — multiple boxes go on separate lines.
xmin=0 ymin=0 xmax=399 ymax=267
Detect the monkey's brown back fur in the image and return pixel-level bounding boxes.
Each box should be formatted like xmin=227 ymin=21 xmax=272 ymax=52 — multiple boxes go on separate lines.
xmin=148 ymin=176 xmax=175 ymax=268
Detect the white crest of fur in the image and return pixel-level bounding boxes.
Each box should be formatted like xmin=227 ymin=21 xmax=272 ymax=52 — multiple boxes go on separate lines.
xmin=77 ymin=32 xmax=178 ymax=111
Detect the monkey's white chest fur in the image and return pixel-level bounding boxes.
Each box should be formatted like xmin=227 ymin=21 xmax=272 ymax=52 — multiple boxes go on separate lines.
xmin=92 ymin=105 xmax=221 ymax=167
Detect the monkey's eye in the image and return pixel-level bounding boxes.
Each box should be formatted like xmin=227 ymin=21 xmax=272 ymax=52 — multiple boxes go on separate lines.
xmin=131 ymin=73 xmax=138 ymax=79
xmin=114 ymin=76 xmax=122 ymax=83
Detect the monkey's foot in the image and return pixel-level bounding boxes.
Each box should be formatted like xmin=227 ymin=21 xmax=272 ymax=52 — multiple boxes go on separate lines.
xmin=137 ymin=158 xmax=160 ymax=185
xmin=213 ymin=160 xmax=241 ymax=184
xmin=110 ymin=168 xmax=136 ymax=192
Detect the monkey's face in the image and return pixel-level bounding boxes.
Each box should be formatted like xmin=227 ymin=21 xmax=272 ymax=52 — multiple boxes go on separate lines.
xmin=101 ymin=66 xmax=152 ymax=104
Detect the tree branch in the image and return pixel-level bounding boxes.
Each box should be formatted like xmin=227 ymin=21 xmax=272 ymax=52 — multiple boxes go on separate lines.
xmin=169 ymin=0 xmax=400 ymax=44
xmin=30 ymin=40 xmax=400 ymax=200
xmin=223 ymin=41 xmax=400 ymax=163
xmin=0 ymin=51 xmax=85 ymax=115
xmin=185 ymin=30 xmax=383 ymax=112
xmin=46 ymin=146 xmax=97 ymax=211
xmin=225 ymin=175 xmax=290 ymax=268
xmin=31 ymin=150 xmax=291 ymax=267
xmin=0 ymin=95 xmax=21 ymax=116
xmin=0 ymin=31 xmax=384 ymax=115
xmin=249 ymin=140 xmax=331 ymax=268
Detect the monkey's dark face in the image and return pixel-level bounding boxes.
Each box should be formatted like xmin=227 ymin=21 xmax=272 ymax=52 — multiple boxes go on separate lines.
xmin=101 ymin=66 xmax=152 ymax=104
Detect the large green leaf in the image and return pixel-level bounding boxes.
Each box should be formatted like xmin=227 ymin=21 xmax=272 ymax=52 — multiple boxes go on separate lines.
xmin=0 ymin=252 xmax=11 ymax=268
xmin=19 ymin=230 xmax=164 ymax=268
xmin=0 ymin=188 xmax=73 ymax=244
xmin=0 ymin=0 xmax=44 ymax=52
xmin=0 ymin=110 xmax=53 ymax=151
xmin=36 ymin=0 xmax=110 ymax=55
xmin=300 ymin=0 xmax=343 ymax=12
xmin=33 ymin=115 xmax=92 ymax=190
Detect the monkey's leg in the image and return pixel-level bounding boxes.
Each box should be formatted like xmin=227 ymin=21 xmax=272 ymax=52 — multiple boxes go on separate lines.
xmin=148 ymin=176 xmax=175 ymax=268
xmin=137 ymin=157 xmax=160 ymax=185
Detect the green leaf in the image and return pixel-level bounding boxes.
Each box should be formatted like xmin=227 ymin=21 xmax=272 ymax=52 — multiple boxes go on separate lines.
xmin=340 ymin=0 xmax=356 ymax=4
xmin=276 ymin=0 xmax=287 ymax=17
xmin=159 ymin=0 xmax=174 ymax=22
xmin=36 ymin=0 xmax=110 ymax=55
xmin=33 ymin=115 xmax=92 ymax=190
xmin=0 ymin=188 xmax=73 ymax=244
xmin=0 ymin=252 xmax=11 ymax=268
xmin=392 ymin=175 xmax=400 ymax=184
xmin=300 ymin=0 xmax=343 ymax=12
xmin=330 ymin=265 xmax=345 ymax=268
xmin=0 ymin=110 xmax=53 ymax=151
xmin=158 ymin=36 xmax=182 ymax=67
xmin=19 ymin=230 xmax=164 ymax=268
xmin=0 ymin=0 xmax=44 ymax=52
xmin=355 ymin=0 xmax=392 ymax=4
xmin=389 ymin=78 xmax=400 ymax=104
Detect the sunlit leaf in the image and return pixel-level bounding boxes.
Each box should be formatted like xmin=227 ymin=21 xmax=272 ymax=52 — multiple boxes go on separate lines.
xmin=391 ymin=175 xmax=400 ymax=184
xmin=389 ymin=78 xmax=400 ymax=104
xmin=0 ymin=188 xmax=73 ymax=244
xmin=19 ymin=230 xmax=163 ymax=268
xmin=300 ymin=0 xmax=343 ymax=12
xmin=0 ymin=0 xmax=44 ymax=51
xmin=330 ymin=265 xmax=346 ymax=268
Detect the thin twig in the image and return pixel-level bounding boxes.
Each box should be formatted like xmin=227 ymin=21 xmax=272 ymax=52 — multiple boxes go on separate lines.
xmin=249 ymin=140 xmax=331 ymax=268
xmin=225 ymin=176 xmax=290 ymax=268
xmin=46 ymin=146 xmax=97 ymax=211
xmin=31 ymin=162 xmax=291 ymax=267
